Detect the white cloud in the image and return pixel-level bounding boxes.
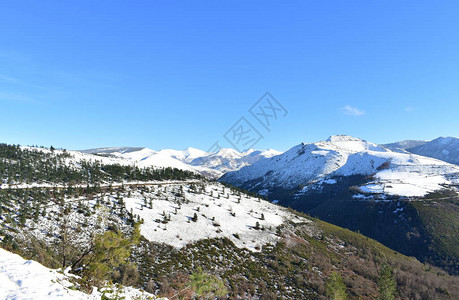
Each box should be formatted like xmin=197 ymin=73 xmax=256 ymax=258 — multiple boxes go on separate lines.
xmin=341 ymin=105 xmax=365 ymax=116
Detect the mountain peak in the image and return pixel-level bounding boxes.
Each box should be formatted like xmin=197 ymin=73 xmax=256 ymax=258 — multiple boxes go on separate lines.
xmin=320 ymin=135 xmax=385 ymax=153
xmin=215 ymin=148 xmax=242 ymax=157
xmin=326 ymin=135 xmax=363 ymax=143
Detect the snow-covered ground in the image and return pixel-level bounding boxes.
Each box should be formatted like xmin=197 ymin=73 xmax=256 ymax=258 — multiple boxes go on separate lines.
xmin=221 ymin=135 xmax=459 ymax=198
xmin=3 ymin=179 xmax=310 ymax=257
xmin=123 ymin=183 xmax=310 ymax=251
xmin=0 ymin=248 xmax=161 ymax=300
xmin=188 ymin=148 xmax=281 ymax=175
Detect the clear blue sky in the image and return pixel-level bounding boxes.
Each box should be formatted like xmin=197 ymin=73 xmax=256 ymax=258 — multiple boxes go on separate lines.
xmin=1 ymin=1 xmax=458 ymax=151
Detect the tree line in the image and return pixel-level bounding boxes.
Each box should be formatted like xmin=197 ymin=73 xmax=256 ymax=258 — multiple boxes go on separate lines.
xmin=0 ymin=143 xmax=201 ymax=185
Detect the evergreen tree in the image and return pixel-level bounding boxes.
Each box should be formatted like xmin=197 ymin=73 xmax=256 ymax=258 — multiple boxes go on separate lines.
xmin=326 ymin=272 xmax=348 ymax=300
xmin=83 ymin=223 xmax=140 ymax=287
xmin=189 ymin=267 xmax=227 ymax=298
xmin=378 ymin=265 xmax=397 ymax=300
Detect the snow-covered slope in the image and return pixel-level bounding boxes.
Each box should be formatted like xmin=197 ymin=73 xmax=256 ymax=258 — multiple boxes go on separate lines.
xmin=383 ymin=140 xmax=429 ymax=152
xmin=81 ymin=147 xmax=145 ymax=155
xmin=0 ymin=248 xmax=160 ymax=300
xmin=81 ymin=147 xmax=196 ymax=171
xmin=189 ymin=148 xmax=281 ymax=174
xmin=80 ymin=146 xmax=281 ymax=178
xmin=123 ymin=182 xmax=309 ymax=251
xmin=156 ymin=147 xmax=210 ymax=163
xmin=220 ymin=135 xmax=459 ymax=198
xmin=407 ymin=137 xmax=459 ymax=166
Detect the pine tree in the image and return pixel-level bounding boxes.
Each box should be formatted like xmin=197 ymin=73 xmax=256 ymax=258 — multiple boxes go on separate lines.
xmin=83 ymin=223 xmax=140 ymax=287
xmin=378 ymin=265 xmax=397 ymax=300
xmin=189 ymin=267 xmax=227 ymax=298
xmin=326 ymin=272 xmax=348 ymax=300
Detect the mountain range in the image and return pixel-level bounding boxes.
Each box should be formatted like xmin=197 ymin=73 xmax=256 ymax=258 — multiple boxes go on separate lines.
xmin=1 ymin=136 xmax=459 ymax=299
xmin=81 ymin=146 xmax=281 ymax=178
xmin=77 ymin=136 xmax=459 ymax=274
xmin=80 ymin=136 xmax=459 ymax=201
xmin=220 ymin=135 xmax=459 ymax=198
xmin=218 ymin=135 xmax=459 ymax=274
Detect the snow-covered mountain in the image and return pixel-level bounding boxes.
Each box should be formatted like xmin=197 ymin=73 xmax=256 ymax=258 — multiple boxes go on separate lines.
xmin=383 ymin=137 xmax=459 ymax=166
xmin=406 ymin=137 xmax=459 ymax=166
xmin=383 ymin=140 xmax=429 ymax=152
xmin=81 ymin=147 xmax=203 ymax=173
xmin=220 ymin=135 xmax=459 ymax=198
xmin=189 ymin=148 xmax=281 ymax=174
xmin=82 ymin=146 xmax=281 ymax=178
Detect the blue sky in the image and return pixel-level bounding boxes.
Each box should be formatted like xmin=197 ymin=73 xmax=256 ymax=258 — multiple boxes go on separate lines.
xmin=1 ymin=1 xmax=458 ymax=151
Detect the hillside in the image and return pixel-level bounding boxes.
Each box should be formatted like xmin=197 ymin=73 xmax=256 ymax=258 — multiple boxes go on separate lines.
xmin=383 ymin=137 xmax=459 ymax=166
xmin=1 ymin=142 xmax=458 ymax=299
xmin=220 ymin=135 xmax=459 ymax=273
xmin=383 ymin=140 xmax=428 ymax=151
xmin=408 ymin=137 xmax=459 ymax=166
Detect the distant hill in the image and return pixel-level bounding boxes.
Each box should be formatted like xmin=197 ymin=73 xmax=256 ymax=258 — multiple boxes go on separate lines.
xmin=80 ymin=146 xmax=280 ymax=178
xmin=383 ymin=140 xmax=428 ymax=151
xmin=408 ymin=137 xmax=459 ymax=166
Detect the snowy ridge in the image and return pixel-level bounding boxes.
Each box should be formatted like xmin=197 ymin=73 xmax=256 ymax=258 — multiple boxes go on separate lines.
xmin=407 ymin=137 xmax=459 ymax=166
xmin=79 ymin=146 xmax=281 ymax=178
xmin=383 ymin=140 xmax=429 ymax=152
xmin=189 ymin=148 xmax=281 ymax=175
xmin=220 ymin=135 xmax=459 ymax=197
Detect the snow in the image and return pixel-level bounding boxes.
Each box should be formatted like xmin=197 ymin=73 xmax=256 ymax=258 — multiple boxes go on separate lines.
xmin=393 ymin=207 xmax=404 ymax=213
xmin=123 ymin=183 xmax=310 ymax=251
xmin=154 ymin=147 xmax=210 ymax=163
xmin=359 ymin=184 xmax=384 ymax=194
xmin=0 ymin=249 xmax=164 ymax=300
xmin=188 ymin=148 xmax=281 ymax=176
xmin=0 ymin=248 xmax=95 ymax=299
xmin=74 ymin=146 xmax=282 ymax=179
xmin=322 ymin=178 xmax=337 ymax=184
xmin=221 ymin=135 xmax=459 ymax=198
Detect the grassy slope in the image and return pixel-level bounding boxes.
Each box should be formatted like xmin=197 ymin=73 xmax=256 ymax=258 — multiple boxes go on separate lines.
xmin=410 ymin=192 xmax=459 ymax=273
